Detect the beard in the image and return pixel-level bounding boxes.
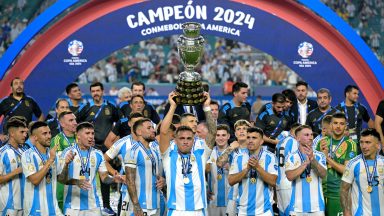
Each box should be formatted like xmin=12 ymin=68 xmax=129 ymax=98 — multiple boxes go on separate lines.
xmin=144 ymin=136 xmax=156 ymax=143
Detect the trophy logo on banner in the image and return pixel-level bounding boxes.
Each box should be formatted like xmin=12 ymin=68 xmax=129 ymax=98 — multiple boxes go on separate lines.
xmin=175 ymin=22 xmax=206 ymax=105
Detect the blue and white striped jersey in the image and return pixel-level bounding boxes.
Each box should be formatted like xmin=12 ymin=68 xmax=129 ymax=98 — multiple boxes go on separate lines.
xmin=342 ymin=154 xmax=384 ymax=216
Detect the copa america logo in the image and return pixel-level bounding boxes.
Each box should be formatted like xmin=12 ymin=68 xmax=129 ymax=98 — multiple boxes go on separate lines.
xmin=68 ymin=40 xmax=84 ymax=57
xmin=297 ymin=42 xmax=313 ymax=58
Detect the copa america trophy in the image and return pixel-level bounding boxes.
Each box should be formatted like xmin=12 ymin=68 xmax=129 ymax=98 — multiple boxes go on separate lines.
xmin=175 ymin=22 xmax=206 ymax=105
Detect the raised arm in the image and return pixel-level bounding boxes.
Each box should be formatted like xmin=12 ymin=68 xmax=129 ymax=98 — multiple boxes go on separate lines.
xmin=216 ymin=141 xmax=239 ymax=167
xmin=203 ymin=92 xmax=216 ymax=150
xmin=159 ymin=91 xmax=177 ymax=154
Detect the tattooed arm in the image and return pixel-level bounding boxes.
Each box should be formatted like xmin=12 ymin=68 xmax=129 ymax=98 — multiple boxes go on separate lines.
xmin=340 ymin=180 xmax=352 ymax=216
xmin=125 ymin=166 xmax=144 ymax=216
xmin=203 ymin=92 xmax=216 ymax=150
xmin=216 ymin=141 xmax=239 ymax=168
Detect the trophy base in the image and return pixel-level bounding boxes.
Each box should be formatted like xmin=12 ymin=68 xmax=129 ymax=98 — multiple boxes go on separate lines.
xmin=175 ymin=78 xmax=206 ymax=106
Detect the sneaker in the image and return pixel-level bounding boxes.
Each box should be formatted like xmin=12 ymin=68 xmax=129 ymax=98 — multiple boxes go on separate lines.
xmin=102 ymin=207 xmax=116 ymax=216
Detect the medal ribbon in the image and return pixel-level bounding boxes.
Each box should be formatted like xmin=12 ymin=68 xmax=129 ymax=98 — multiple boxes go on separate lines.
xmin=216 ymin=147 xmax=224 ymax=176
xmin=249 ymin=149 xmax=263 ymax=178
xmin=362 ymin=154 xmax=378 ymax=187
xmin=298 ymin=151 xmax=311 ymax=177
xmin=329 ymin=136 xmax=346 ymax=158
xmin=75 ymin=143 xmax=91 ymax=176
xmin=179 ymin=151 xmax=192 ymax=178
xmin=32 ymin=146 xmax=52 ymax=180
xmin=137 ymin=141 xmax=157 ymax=176
xmin=8 ymin=144 xmax=23 ymax=157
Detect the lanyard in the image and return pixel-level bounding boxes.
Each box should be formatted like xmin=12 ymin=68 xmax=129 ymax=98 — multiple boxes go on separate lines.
xmin=298 ymin=151 xmax=311 ymax=177
xmin=270 ymin=116 xmax=284 ymax=137
xmin=249 ymin=149 xmax=263 ymax=178
xmin=341 ymin=102 xmax=358 ymax=129
xmin=179 ymin=151 xmax=192 ymax=177
xmin=362 ymin=154 xmax=378 ymax=187
xmin=5 ymin=99 xmax=24 ymax=118
xmin=137 ymin=141 xmax=157 ymax=176
xmin=329 ymin=136 xmax=346 ymax=158
xmin=92 ymin=102 xmax=105 ymax=122
xmin=56 ymin=118 xmax=62 ymax=133
xmin=61 ymin=132 xmax=73 ymax=147
xmin=74 ymin=143 xmax=91 ymax=175
xmin=8 ymin=144 xmax=23 ymax=159
xmin=314 ymin=107 xmax=333 ymax=129
xmin=32 ymin=146 xmax=52 ymax=178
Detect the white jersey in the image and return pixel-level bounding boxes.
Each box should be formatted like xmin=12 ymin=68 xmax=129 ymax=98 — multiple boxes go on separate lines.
xmin=227 ymin=147 xmax=248 ymax=201
xmin=125 ymin=141 xmax=162 ymax=210
xmin=21 ymin=147 xmax=63 ymax=216
xmin=285 ymin=150 xmax=326 ymax=213
xmin=342 ymin=154 xmax=384 ymax=216
xmin=0 ymin=144 xmax=28 ymax=212
xmin=229 ymin=149 xmax=278 ymax=215
xmin=312 ymin=134 xmax=323 ymax=150
xmin=276 ymin=135 xmax=298 ymax=189
xmin=162 ymin=142 xmax=212 ymax=211
xmin=61 ymin=145 xmax=107 ymax=211
xmin=207 ymin=146 xmax=230 ymax=207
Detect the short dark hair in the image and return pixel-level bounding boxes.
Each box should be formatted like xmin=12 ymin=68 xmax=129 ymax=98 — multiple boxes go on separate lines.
xmin=210 ymin=100 xmax=219 ymax=107
xmin=317 ymin=88 xmax=331 ymax=98
xmin=58 ymin=111 xmax=74 ymax=121
xmin=132 ymin=118 xmax=151 ymax=135
xmin=131 ymin=95 xmax=145 ymax=103
xmin=76 ymin=122 xmax=94 ymax=133
xmin=344 ymin=85 xmax=359 ymax=97
xmin=331 ymin=112 xmax=347 ymax=121
xmin=10 ymin=77 xmax=22 ymax=87
xmin=172 ymin=114 xmax=181 ymax=125
xmin=232 ymin=82 xmax=248 ymax=95
xmin=156 ymin=122 xmax=176 ymax=135
xmin=65 ymin=83 xmax=79 ymax=94
xmin=129 ymin=112 xmax=144 ymax=121
xmin=30 ymin=121 xmax=48 ymax=134
xmin=90 ymin=82 xmax=104 ymax=91
xmin=175 ymin=125 xmax=195 ymax=136
xmin=321 ymin=115 xmax=333 ymax=125
xmin=296 ymin=81 xmax=308 ymax=88
xmin=272 ymin=93 xmax=286 ymax=103
xmin=6 ymin=117 xmax=27 ymax=131
xmin=294 ymin=125 xmax=312 ymax=136
xmin=360 ymin=128 xmax=381 ymax=141
xmin=131 ymin=81 xmax=146 ymax=91
xmin=55 ymin=98 xmax=68 ymax=109
xmin=247 ymin=127 xmax=264 ymax=137
xmin=282 ymin=89 xmax=296 ymax=102
xmin=217 ymin=124 xmax=230 ymax=133
xmin=290 ymin=123 xmax=302 ymax=131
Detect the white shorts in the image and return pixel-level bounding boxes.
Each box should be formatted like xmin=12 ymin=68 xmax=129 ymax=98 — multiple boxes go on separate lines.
xmin=167 ymin=209 xmax=205 ymax=216
xmin=0 ymin=209 xmax=23 ymax=216
xmin=64 ymin=208 xmax=101 ymax=216
xmin=290 ymin=211 xmax=325 ymax=216
xmin=238 ymin=209 xmax=273 ymax=216
xmin=226 ymin=200 xmax=237 ymax=216
xmin=207 ymin=205 xmax=226 ymax=216
xmin=276 ymin=188 xmax=292 ymax=215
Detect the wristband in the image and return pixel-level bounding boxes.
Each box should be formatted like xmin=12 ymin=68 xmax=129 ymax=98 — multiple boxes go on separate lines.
xmin=203 ymin=106 xmax=211 ymax=112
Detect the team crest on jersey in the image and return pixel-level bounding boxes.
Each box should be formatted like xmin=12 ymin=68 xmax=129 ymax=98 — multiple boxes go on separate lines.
xmin=91 ymin=157 xmax=96 ymax=166
xmin=270 ymin=120 xmax=275 ymax=125
xmin=28 ymin=164 xmax=35 ymax=172
xmin=25 ymin=100 xmax=30 ymax=107
xmin=144 ymin=110 xmax=149 ymax=117
xmin=11 ymin=103 xmax=14 ymax=106
xmin=11 ymin=158 xmax=16 ymax=163
xmin=105 ymin=108 xmax=110 ymax=115
xmin=211 ymin=158 xmax=215 ymax=163
xmin=75 ymin=158 xmax=81 ymax=163
xmin=90 ymin=112 xmax=95 ymax=116
xmin=379 ymin=167 xmax=384 ymax=174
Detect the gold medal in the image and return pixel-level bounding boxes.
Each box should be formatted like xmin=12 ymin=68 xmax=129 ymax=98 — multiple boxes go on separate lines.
xmin=79 ymin=175 xmax=86 ymax=180
xmin=367 ymin=185 xmax=373 ymax=193
xmin=183 ymin=177 xmax=190 ymax=184
xmin=46 ymin=176 xmax=51 ymax=184
xmin=217 ymin=174 xmax=222 ymax=180
xmin=250 ymin=178 xmax=256 ymax=184
xmin=306 ymin=176 xmax=312 ymax=183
